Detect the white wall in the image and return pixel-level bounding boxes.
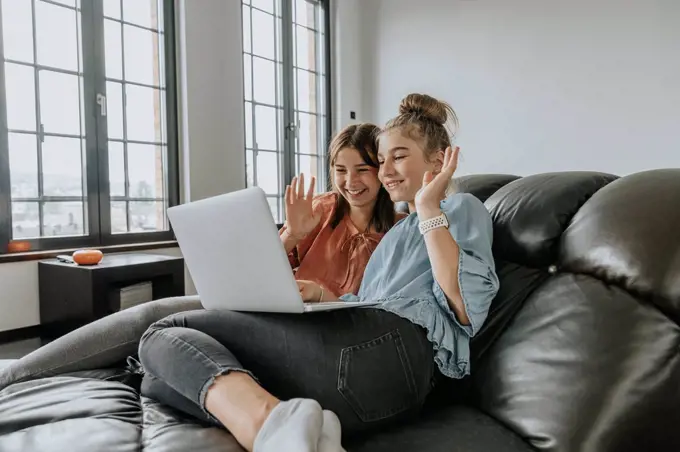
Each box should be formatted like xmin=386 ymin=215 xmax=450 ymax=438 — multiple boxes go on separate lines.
xmin=178 ymin=0 xmax=245 ymax=202
xmin=0 ymin=0 xmax=246 ymax=332
xmin=331 ymin=0 xmax=362 ymax=129
xmin=331 ymin=0 xmax=381 ymax=130
xmin=364 ymin=0 xmax=680 ymax=176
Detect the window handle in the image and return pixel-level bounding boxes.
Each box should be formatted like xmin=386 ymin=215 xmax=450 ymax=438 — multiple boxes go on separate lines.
xmin=286 ymin=121 xmax=299 ymax=139
xmin=285 ymin=122 xmax=296 ymax=138
xmin=96 ymin=93 xmax=107 ymax=117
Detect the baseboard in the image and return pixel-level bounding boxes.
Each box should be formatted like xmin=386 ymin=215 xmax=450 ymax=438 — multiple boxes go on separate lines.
xmin=0 ymin=325 xmax=42 ymax=344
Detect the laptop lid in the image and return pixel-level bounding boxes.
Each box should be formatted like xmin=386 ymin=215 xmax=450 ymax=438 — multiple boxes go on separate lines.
xmin=167 ymin=187 xmax=304 ymax=313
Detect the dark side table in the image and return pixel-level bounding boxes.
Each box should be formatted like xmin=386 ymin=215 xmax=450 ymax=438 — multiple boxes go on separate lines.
xmin=38 ymin=253 xmax=185 ymax=341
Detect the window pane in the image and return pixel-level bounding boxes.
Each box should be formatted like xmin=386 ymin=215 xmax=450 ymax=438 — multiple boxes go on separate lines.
xmin=242 ymin=5 xmax=251 ymax=53
xmin=297 ymin=154 xmax=319 ymax=189
xmin=246 ymin=149 xmax=254 ymax=187
xmin=122 ymin=0 xmax=161 ymax=31
xmin=295 ymin=26 xmax=316 ymax=71
xmin=1 ymin=0 xmax=34 ymax=63
xmin=296 ymin=69 xmax=316 ymax=113
xmin=108 ymin=141 xmax=125 ymax=197
xmin=42 ymin=136 xmax=84 ymax=197
xmin=267 ymin=197 xmax=278 ymax=221
xmin=253 ymin=57 xmax=275 ymax=105
xmin=8 ymin=133 xmax=38 ymax=198
xmin=123 ymin=25 xmax=162 ymax=86
xmin=254 ymin=105 xmax=276 ymax=150
xmin=129 ymin=201 xmax=165 ymax=232
xmin=277 ymin=62 xmax=283 ymax=104
xmin=251 ymin=9 xmax=275 ymax=60
xmin=256 ymin=151 xmax=279 ymax=195
xmin=104 ymin=19 xmax=123 ymax=79
xmin=39 ymin=71 xmax=82 ymax=135
xmin=104 ymin=0 xmax=122 ymax=19
xmin=243 ymin=54 xmax=252 ymax=101
xmin=11 ymin=202 xmax=39 ymax=239
xmin=127 ymin=143 xmax=163 ymax=198
xmin=295 ymin=0 xmax=316 ymax=29
xmin=106 ymin=81 xmax=124 ymax=139
xmin=245 ymin=102 xmax=253 ymax=148
xmin=125 ymin=84 xmax=162 ymax=142
xmin=111 ymin=201 xmax=128 ymax=233
xmin=50 ymin=0 xmax=75 ymax=7
xmin=251 ymin=0 xmax=273 ymax=14
xmin=43 ymin=201 xmax=85 ymax=237
xmin=298 ymin=113 xmax=318 ymax=155
xmin=35 ymin=1 xmax=80 ymax=72
xmin=4 ymin=63 xmax=36 ymax=131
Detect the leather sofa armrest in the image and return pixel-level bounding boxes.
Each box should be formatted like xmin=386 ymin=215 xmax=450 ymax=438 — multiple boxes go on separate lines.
xmin=0 ymin=296 xmax=203 ymax=391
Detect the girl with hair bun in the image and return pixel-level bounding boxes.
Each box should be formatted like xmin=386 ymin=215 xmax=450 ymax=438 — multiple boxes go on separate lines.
xmin=137 ymin=94 xmax=499 ymax=452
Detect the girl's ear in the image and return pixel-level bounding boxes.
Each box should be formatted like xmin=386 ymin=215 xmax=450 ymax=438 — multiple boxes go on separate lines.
xmin=431 ymin=149 xmax=446 ymax=174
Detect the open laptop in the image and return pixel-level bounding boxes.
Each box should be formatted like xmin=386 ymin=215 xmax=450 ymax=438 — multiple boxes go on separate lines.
xmin=166 ymin=187 xmax=377 ymax=313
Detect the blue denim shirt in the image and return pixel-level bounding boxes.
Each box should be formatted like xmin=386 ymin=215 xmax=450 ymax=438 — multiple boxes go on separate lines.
xmin=341 ymin=193 xmax=500 ymax=379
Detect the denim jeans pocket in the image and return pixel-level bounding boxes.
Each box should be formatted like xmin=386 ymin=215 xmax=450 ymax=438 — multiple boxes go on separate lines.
xmin=337 ymin=329 xmax=418 ymax=422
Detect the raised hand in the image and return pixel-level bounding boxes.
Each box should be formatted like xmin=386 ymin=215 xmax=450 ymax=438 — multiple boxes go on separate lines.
xmin=415 ymin=146 xmax=460 ymax=217
xmin=284 ymin=173 xmax=321 ymax=240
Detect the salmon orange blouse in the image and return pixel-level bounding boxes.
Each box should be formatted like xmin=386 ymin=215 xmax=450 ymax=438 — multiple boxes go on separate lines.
xmin=279 ymin=192 xmax=400 ymax=297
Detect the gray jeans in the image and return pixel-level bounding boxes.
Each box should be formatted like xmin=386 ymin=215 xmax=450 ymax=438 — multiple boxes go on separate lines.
xmin=0 ymin=296 xmax=203 ymax=392
xmin=138 ymin=307 xmax=436 ymax=437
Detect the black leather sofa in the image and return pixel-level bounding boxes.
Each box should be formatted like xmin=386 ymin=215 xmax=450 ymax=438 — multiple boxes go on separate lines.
xmin=1 ymin=169 xmax=678 ymax=452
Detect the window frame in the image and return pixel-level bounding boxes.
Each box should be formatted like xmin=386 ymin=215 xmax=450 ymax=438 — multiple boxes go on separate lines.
xmin=242 ymin=0 xmax=332 ymax=222
xmin=0 ymin=0 xmax=180 ymax=255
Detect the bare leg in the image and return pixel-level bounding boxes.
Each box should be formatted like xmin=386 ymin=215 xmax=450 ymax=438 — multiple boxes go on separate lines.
xmin=204 ymin=372 xmax=280 ymax=451
xmin=205 ymin=372 xmax=341 ymax=452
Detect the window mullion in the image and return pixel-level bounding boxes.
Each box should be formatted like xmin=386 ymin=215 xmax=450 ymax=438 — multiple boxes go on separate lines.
xmin=29 ymin=0 xmax=45 ymax=235
xmin=0 ymin=3 xmax=11 ymax=252
xmin=81 ymin=0 xmax=106 ymax=243
xmin=163 ymin=0 xmax=179 ymax=211
xmin=281 ymin=0 xmax=295 ymax=202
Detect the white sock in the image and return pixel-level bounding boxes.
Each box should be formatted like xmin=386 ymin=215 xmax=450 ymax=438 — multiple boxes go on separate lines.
xmin=253 ymin=398 xmax=324 ymax=452
xmin=317 ymin=410 xmax=346 ymax=452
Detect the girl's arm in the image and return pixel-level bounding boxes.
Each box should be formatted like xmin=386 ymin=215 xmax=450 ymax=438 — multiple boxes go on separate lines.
xmin=415 ymin=147 xmax=499 ymax=335
xmin=280 ymin=228 xmax=303 ymax=254
xmin=297 ymin=280 xmax=339 ymax=302
xmin=418 ymin=207 xmax=469 ymax=324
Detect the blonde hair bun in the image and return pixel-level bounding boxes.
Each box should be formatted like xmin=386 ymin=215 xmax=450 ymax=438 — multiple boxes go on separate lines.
xmin=398 ymin=93 xmax=450 ymax=126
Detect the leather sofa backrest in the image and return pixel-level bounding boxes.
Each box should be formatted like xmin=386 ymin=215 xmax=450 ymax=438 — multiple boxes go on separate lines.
xmin=469 ymin=168 xmax=680 ymax=452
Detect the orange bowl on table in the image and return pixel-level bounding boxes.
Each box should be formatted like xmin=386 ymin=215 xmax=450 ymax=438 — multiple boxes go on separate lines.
xmin=72 ymin=249 xmax=104 ymax=265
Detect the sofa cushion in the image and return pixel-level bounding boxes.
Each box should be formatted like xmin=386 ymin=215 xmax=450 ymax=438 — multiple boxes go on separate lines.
xmin=0 ymin=369 xmax=530 ymax=452
xmin=561 ymin=169 xmax=680 ymax=315
xmin=346 ymin=405 xmax=533 ymax=452
xmin=485 ymin=171 xmax=617 ymax=268
xmin=0 ymin=372 xmax=243 ymax=452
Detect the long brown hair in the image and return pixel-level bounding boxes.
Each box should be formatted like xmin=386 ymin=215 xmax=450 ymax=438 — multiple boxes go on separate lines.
xmin=381 ymin=93 xmax=459 ymax=162
xmin=328 ymin=123 xmax=396 ymax=233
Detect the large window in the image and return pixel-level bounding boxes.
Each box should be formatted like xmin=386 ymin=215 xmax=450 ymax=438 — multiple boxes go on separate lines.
xmin=242 ymin=0 xmax=331 ymax=222
xmin=0 ymin=0 xmax=178 ymax=255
